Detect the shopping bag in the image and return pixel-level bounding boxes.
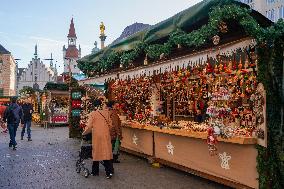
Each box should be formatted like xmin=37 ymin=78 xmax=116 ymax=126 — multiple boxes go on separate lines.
xmin=113 ymin=137 xmax=120 ymax=155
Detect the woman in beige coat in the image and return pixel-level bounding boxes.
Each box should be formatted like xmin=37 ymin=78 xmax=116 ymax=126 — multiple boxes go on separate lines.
xmin=82 ymin=101 xmax=114 ymax=179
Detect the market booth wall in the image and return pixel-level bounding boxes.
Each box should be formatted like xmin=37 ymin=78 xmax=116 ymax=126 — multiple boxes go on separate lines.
xmin=77 ymin=0 xmax=284 ymax=188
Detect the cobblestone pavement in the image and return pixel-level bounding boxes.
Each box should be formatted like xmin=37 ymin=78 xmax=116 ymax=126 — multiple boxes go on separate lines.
xmin=0 ymin=125 xmax=231 ymax=189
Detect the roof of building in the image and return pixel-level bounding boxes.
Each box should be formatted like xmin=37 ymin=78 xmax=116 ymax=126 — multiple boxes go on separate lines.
xmin=0 ymin=44 xmax=10 ymax=54
xmin=65 ymin=46 xmax=79 ymax=58
xmin=67 ymin=18 xmax=77 ymax=38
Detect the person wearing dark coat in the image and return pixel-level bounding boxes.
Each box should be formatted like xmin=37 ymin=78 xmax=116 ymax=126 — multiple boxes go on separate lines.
xmin=3 ymin=97 xmax=24 ymax=150
xmin=21 ymin=99 xmax=33 ymax=141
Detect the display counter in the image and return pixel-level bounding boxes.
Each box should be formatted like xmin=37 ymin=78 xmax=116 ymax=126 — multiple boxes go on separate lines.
xmin=121 ymin=121 xmax=258 ymax=189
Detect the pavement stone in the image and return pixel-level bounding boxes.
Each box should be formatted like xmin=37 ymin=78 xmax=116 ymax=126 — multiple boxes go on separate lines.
xmin=0 ymin=125 xmax=231 ymax=189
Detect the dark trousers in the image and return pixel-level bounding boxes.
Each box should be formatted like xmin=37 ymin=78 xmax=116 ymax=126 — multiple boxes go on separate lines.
xmin=92 ymin=160 xmax=113 ymax=176
xmin=21 ymin=120 xmax=31 ymax=139
xmin=8 ymin=123 xmax=19 ymax=146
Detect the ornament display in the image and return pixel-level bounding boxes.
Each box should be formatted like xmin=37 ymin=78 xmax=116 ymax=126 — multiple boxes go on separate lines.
xmin=110 ymin=50 xmax=262 ymax=155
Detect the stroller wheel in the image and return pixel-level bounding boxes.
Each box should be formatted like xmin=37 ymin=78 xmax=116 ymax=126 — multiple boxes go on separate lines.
xmin=84 ymin=169 xmax=90 ymax=178
xmin=76 ymin=167 xmax=81 ymax=173
xmin=76 ymin=160 xmax=81 ymax=167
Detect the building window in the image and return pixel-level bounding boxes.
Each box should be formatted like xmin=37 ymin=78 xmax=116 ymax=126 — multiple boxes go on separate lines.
xmin=74 ymin=65 xmax=77 ymax=69
xmin=35 ymin=76 xmax=37 ymax=81
xmin=267 ymin=0 xmax=275 ymax=4
xmin=0 ymin=88 xmax=3 ymax=96
xmin=271 ymin=9 xmax=275 ymax=21
xmin=35 ymin=62 xmax=37 ymax=69
xmin=280 ymin=6 xmax=284 ymax=19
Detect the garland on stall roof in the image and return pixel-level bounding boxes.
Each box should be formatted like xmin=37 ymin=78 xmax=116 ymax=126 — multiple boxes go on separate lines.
xmin=78 ymin=4 xmax=284 ymax=78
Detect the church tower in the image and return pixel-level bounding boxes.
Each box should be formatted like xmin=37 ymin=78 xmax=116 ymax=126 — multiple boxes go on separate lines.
xmin=63 ymin=18 xmax=81 ymax=74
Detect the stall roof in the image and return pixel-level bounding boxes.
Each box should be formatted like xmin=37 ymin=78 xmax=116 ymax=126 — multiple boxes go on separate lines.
xmin=78 ymin=0 xmax=271 ymax=64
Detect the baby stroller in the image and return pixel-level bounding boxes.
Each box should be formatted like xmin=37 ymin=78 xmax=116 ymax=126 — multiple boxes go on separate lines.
xmin=76 ymin=133 xmax=92 ymax=178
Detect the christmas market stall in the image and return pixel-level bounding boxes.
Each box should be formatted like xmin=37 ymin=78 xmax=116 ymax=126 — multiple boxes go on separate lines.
xmin=77 ymin=0 xmax=284 ymax=188
xmin=19 ymin=86 xmax=42 ymax=124
xmin=43 ymin=82 xmax=69 ymax=126
xmin=69 ymin=81 xmax=106 ymax=138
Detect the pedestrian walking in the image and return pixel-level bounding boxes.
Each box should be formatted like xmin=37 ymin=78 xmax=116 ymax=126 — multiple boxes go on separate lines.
xmin=3 ymin=97 xmax=24 ymax=150
xmin=0 ymin=102 xmax=8 ymax=133
xmin=106 ymin=101 xmax=122 ymax=163
xmin=82 ymin=100 xmax=114 ymax=179
xmin=21 ymin=99 xmax=33 ymax=141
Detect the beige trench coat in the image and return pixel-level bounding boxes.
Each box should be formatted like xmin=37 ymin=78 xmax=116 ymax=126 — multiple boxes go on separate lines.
xmin=82 ymin=109 xmax=113 ymax=161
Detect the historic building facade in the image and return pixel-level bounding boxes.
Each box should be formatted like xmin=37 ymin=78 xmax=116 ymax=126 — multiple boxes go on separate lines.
xmin=239 ymin=0 xmax=284 ymax=22
xmin=63 ymin=18 xmax=81 ymax=74
xmin=18 ymin=45 xmax=58 ymax=92
xmin=0 ymin=44 xmax=16 ymax=96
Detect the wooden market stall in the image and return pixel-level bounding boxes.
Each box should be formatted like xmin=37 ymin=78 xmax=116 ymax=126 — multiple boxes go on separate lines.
xmin=43 ymin=83 xmax=69 ymax=126
xmin=77 ymin=0 xmax=284 ymax=188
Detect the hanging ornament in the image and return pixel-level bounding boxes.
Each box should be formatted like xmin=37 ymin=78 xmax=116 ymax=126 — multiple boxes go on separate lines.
xmin=207 ymin=127 xmax=218 ymax=156
xmin=212 ymin=35 xmax=220 ymax=45
xmin=218 ymin=21 xmax=228 ymax=33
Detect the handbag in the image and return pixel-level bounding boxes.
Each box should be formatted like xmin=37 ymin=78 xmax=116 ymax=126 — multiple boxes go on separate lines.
xmin=113 ymin=137 xmax=120 ymax=155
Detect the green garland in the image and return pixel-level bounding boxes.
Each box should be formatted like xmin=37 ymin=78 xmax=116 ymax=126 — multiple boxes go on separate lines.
xmin=78 ymin=3 xmax=281 ymax=76
xmin=44 ymin=82 xmax=69 ymax=91
xmin=78 ymin=3 xmax=284 ymax=187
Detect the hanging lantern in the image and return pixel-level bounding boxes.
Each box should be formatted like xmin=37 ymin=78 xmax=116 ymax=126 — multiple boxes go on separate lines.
xmin=212 ymin=35 xmax=220 ymax=45
xmin=160 ymin=53 xmax=165 ymax=60
xmin=144 ymin=54 xmax=148 ymax=65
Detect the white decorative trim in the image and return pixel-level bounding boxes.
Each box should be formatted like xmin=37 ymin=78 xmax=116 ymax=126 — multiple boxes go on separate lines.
xmin=132 ymin=133 xmax=138 ymax=146
xmin=219 ymin=152 xmax=231 ymax=170
xmin=78 ymin=37 xmax=256 ymax=85
xmin=166 ymin=141 xmax=174 ymax=155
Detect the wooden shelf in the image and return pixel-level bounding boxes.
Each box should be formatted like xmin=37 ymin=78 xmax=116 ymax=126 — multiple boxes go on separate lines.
xmin=122 ymin=121 xmax=257 ymax=145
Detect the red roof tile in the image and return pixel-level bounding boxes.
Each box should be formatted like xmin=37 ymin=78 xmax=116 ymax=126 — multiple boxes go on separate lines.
xmin=65 ymin=46 xmax=79 ymax=58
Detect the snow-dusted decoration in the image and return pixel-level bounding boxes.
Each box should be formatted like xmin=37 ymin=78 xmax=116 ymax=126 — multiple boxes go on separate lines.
xmin=166 ymin=141 xmax=174 ymax=155
xmin=132 ymin=133 xmax=138 ymax=145
xmin=219 ymin=152 xmax=231 ymax=170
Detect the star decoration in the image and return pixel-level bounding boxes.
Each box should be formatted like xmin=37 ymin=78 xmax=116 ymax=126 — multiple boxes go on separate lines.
xmin=166 ymin=141 xmax=174 ymax=155
xmin=219 ymin=152 xmax=231 ymax=170
xmin=132 ymin=133 xmax=138 ymax=145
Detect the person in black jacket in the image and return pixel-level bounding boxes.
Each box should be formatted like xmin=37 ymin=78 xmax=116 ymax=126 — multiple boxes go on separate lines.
xmin=21 ymin=99 xmax=33 ymax=141
xmin=3 ymin=97 xmax=24 ymax=150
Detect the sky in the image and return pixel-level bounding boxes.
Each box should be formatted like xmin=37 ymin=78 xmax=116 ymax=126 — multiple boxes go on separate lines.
xmin=0 ymin=0 xmax=202 ymax=74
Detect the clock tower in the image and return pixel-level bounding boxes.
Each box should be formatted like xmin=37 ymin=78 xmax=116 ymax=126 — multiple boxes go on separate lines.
xmin=63 ymin=18 xmax=81 ymax=74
